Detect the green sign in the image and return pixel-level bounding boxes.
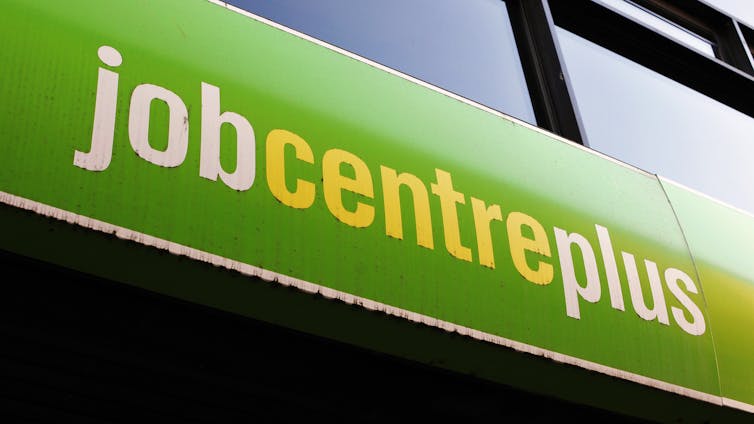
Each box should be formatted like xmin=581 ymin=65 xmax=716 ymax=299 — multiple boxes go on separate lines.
xmin=1 ymin=0 xmax=752 ymax=412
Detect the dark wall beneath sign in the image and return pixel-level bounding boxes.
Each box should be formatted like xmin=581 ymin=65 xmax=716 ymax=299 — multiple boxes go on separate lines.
xmin=0 ymin=249 xmax=648 ymax=423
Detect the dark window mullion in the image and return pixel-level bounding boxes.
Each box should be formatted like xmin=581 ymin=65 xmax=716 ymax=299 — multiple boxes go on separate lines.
xmin=734 ymin=22 xmax=754 ymax=66
xmin=631 ymin=0 xmax=754 ymax=73
xmin=729 ymin=19 xmax=754 ymax=75
xmin=711 ymin=17 xmax=754 ymax=73
xmin=506 ymin=0 xmax=585 ymax=144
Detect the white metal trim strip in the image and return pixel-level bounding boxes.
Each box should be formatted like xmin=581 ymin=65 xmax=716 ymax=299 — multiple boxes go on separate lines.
xmin=3 ymin=190 xmax=751 ymax=412
xmin=724 ymin=397 xmax=754 ymax=413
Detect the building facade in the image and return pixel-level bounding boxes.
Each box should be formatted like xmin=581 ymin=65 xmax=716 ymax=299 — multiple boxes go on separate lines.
xmin=1 ymin=0 xmax=754 ymax=421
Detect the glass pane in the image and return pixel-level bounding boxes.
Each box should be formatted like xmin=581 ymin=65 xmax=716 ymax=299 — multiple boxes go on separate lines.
xmin=704 ymin=0 xmax=754 ymax=29
xmin=225 ymin=0 xmax=537 ymax=125
xmin=556 ymin=27 xmax=754 ymax=213
xmin=594 ymin=0 xmax=716 ymax=57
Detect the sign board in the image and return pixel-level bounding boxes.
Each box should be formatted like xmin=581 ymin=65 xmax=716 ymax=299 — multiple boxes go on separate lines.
xmin=1 ymin=0 xmax=752 ymax=412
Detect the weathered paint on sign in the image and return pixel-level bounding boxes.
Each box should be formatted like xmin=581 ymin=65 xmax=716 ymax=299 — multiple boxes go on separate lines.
xmin=0 ymin=0 xmax=752 ymax=411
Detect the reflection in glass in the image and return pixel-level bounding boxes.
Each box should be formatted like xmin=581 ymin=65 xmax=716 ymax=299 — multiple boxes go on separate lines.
xmin=225 ymin=0 xmax=537 ymax=124
xmin=557 ymin=27 xmax=754 ymax=213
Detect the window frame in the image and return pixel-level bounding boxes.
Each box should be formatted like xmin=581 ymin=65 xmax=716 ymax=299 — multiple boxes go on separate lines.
xmin=546 ymin=0 xmax=754 ymax=121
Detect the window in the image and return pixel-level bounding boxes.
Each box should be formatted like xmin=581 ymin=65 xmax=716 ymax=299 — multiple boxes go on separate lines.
xmin=550 ymin=0 xmax=754 ymax=214
xmin=556 ymin=26 xmax=754 ymax=213
xmin=594 ymin=0 xmax=716 ymax=57
xmin=223 ymin=0 xmax=754 ymax=212
xmin=224 ymin=0 xmax=538 ymax=125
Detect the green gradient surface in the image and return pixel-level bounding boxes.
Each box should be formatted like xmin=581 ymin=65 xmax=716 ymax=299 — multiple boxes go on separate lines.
xmin=662 ymin=180 xmax=754 ymax=407
xmin=1 ymin=0 xmax=749 ymax=406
